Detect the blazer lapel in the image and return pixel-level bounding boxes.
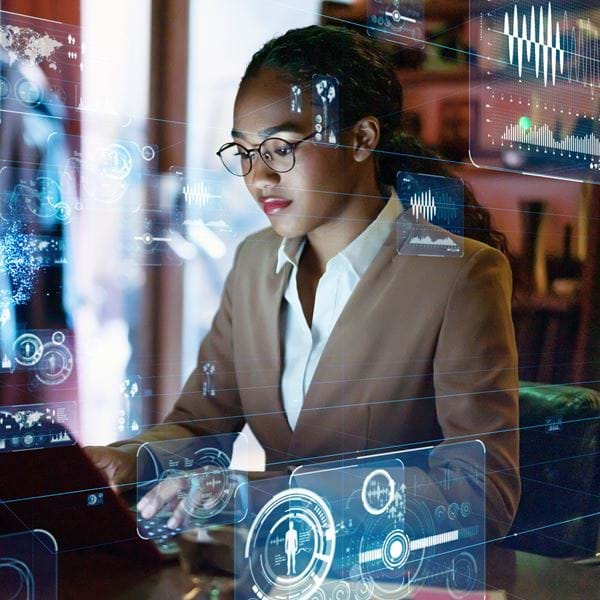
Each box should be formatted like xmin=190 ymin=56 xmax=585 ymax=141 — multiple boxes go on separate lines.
xmin=288 ymin=227 xmax=400 ymax=459
xmin=240 ymin=252 xmax=295 ymax=465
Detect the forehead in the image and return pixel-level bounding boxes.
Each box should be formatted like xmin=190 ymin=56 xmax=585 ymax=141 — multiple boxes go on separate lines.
xmin=233 ymin=69 xmax=312 ymax=139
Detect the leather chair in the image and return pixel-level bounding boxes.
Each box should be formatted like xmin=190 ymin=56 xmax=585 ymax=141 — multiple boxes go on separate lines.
xmin=502 ymin=382 xmax=600 ymax=557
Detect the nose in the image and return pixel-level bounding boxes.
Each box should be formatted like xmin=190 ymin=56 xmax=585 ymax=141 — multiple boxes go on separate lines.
xmin=246 ymin=154 xmax=281 ymax=194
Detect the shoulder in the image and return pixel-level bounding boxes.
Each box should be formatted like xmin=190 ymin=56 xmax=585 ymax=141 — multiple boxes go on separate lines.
xmin=460 ymin=237 xmax=512 ymax=282
xmin=236 ymin=226 xmax=281 ymax=259
xmin=444 ymin=237 xmax=513 ymax=310
xmin=461 ymin=236 xmax=510 ymax=269
xmin=230 ymin=226 xmax=282 ymax=276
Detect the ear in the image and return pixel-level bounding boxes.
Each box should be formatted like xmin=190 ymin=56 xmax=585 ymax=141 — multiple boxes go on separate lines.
xmin=351 ymin=116 xmax=381 ymax=163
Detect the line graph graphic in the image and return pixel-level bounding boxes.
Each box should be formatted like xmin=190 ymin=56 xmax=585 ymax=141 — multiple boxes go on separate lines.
xmin=500 ymin=2 xmax=600 ymax=89
xmin=408 ymin=234 xmax=459 ymax=249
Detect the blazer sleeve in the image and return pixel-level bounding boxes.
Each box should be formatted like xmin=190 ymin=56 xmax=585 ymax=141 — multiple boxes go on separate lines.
xmin=432 ymin=245 xmax=521 ymax=540
xmin=111 ymin=242 xmax=246 ymax=452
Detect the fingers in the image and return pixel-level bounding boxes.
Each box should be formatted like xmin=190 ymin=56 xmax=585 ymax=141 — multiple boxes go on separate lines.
xmin=137 ymin=475 xmax=189 ymax=520
xmin=167 ymin=498 xmax=190 ymax=530
xmin=84 ymin=446 xmax=113 ymax=471
xmin=84 ymin=446 xmax=119 ymax=487
xmin=84 ymin=446 xmax=136 ymax=494
xmin=166 ymin=471 xmax=216 ymax=530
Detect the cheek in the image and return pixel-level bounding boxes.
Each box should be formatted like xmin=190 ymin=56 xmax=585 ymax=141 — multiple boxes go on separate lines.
xmin=293 ymin=146 xmax=349 ymax=192
xmin=284 ymin=154 xmax=351 ymax=219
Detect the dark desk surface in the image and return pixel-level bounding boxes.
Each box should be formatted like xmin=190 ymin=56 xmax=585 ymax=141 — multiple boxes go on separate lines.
xmin=59 ymin=544 xmax=600 ymax=600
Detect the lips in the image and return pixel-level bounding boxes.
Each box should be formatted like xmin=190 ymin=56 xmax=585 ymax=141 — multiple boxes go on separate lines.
xmin=259 ymin=197 xmax=293 ymax=216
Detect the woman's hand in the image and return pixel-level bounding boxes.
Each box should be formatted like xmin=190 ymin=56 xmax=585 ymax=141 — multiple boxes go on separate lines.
xmin=137 ymin=466 xmax=220 ymax=530
xmin=84 ymin=445 xmax=137 ymax=493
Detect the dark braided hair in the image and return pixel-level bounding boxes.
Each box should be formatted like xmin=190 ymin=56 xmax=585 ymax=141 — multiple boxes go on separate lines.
xmin=241 ymin=25 xmax=509 ymax=256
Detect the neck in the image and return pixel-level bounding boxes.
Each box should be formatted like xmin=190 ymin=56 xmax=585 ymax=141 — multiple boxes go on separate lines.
xmin=305 ymin=182 xmax=387 ymax=273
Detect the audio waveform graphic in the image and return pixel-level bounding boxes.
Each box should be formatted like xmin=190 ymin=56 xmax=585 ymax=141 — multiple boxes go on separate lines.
xmin=366 ymin=481 xmax=392 ymax=503
xmin=409 ymin=189 xmax=437 ymax=221
xmin=501 ymin=122 xmax=600 ymax=156
xmin=502 ymin=2 xmax=600 ymax=89
xmin=182 ymin=182 xmax=221 ymax=207
xmin=503 ymin=2 xmax=565 ymax=85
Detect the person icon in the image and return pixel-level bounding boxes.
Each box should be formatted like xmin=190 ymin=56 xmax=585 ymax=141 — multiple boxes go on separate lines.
xmin=284 ymin=519 xmax=299 ymax=575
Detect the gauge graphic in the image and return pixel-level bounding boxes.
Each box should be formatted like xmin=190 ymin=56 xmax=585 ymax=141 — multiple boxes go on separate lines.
xmin=35 ymin=335 xmax=73 ymax=386
xmin=48 ymin=86 xmax=67 ymax=105
xmin=82 ymin=167 xmax=129 ymax=204
xmin=100 ymin=143 xmax=133 ymax=181
xmin=0 ymin=76 xmax=11 ymax=99
xmin=357 ymin=498 xmax=435 ymax=599
xmin=362 ymin=468 xmax=395 ymax=515
xmin=0 ymin=557 xmax=35 ymax=600
xmin=244 ymin=488 xmax=336 ymax=600
xmin=13 ymin=333 xmax=44 ymax=367
xmin=142 ymin=145 xmax=156 ymax=162
xmin=54 ymin=202 xmax=72 ymax=221
xmin=331 ymin=581 xmax=351 ymax=599
xmin=11 ymin=180 xmax=60 ymax=220
xmin=16 ymin=78 xmax=43 ymax=106
xmin=182 ymin=447 xmax=235 ymax=521
xmin=446 ymin=552 xmax=478 ymax=599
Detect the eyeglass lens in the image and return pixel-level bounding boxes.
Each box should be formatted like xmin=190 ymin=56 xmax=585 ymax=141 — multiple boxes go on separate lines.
xmin=219 ymin=138 xmax=295 ymax=176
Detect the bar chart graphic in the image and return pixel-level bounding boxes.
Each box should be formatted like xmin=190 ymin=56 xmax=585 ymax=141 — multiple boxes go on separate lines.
xmin=501 ymin=122 xmax=600 ymax=156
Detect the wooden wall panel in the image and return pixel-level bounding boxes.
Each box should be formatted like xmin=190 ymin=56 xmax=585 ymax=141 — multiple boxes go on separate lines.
xmin=2 ymin=0 xmax=79 ymax=25
xmin=143 ymin=0 xmax=190 ymax=419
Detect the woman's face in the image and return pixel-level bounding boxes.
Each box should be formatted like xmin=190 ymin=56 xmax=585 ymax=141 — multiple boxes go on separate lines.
xmin=232 ymin=69 xmax=364 ymax=239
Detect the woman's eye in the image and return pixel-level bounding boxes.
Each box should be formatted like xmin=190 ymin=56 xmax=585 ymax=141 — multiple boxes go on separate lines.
xmin=275 ymin=145 xmax=293 ymax=156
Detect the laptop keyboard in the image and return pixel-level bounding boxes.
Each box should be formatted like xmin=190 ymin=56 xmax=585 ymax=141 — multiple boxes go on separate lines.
xmin=135 ymin=513 xmax=184 ymax=556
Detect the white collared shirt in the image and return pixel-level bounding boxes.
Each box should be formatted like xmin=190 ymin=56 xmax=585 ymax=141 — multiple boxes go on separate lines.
xmin=276 ymin=193 xmax=401 ymax=430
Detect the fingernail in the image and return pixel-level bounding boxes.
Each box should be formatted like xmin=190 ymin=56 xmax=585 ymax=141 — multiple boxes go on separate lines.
xmin=167 ymin=517 xmax=177 ymax=529
xmin=137 ymin=498 xmax=146 ymax=511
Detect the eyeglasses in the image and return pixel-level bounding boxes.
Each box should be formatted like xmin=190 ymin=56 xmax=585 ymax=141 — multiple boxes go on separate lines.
xmin=216 ymin=132 xmax=317 ymax=177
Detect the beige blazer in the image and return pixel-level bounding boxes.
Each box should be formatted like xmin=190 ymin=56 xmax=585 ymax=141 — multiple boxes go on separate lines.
xmin=118 ymin=213 xmax=521 ymax=539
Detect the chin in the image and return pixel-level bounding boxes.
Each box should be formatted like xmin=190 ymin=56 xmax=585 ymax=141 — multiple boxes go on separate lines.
xmin=268 ymin=217 xmax=310 ymax=239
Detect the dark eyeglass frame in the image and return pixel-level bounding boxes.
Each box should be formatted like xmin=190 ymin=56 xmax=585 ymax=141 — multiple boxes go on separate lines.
xmin=216 ymin=131 xmax=318 ymax=177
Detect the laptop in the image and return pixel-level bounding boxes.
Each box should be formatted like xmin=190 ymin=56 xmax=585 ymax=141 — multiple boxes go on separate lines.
xmin=0 ymin=442 xmax=177 ymax=562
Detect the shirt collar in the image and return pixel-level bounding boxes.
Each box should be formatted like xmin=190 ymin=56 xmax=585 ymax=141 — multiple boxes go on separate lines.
xmin=275 ymin=189 xmax=402 ymax=276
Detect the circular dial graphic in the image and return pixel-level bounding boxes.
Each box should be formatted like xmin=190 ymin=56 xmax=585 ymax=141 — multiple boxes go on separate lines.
xmin=0 ymin=76 xmax=11 ymax=99
xmin=35 ymin=341 xmax=74 ymax=386
xmin=245 ymin=488 xmax=336 ymax=600
xmin=16 ymin=78 xmax=42 ymax=106
xmin=362 ymin=468 xmax=396 ymax=515
xmin=357 ymin=498 xmax=435 ymax=600
xmin=182 ymin=447 xmax=234 ymax=521
xmin=447 ymin=552 xmax=478 ymax=599
xmin=99 ymin=143 xmax=133 ymax=181
xmin=13 ymin=333 xmax=44 ymax=367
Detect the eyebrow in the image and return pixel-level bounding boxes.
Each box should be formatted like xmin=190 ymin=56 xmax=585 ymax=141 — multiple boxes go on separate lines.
xmin=231 ymin=121 xmax=303 ymax=140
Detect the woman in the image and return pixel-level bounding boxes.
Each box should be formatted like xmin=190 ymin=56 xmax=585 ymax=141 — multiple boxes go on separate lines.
xmin=88 ymin=25 xmax=520 ymax=540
